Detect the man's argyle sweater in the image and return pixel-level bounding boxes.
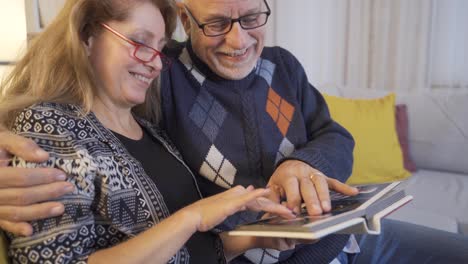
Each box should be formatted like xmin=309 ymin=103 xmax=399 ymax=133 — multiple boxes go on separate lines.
xmin=161 ymin=41 xmax=354 ymax=196
xmin=160 ymin=41 xmax=355 ymax=264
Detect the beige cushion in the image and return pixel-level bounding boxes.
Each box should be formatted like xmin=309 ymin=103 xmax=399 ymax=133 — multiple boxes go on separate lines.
xmin=389 ymin=169 xmax=468 ymax=233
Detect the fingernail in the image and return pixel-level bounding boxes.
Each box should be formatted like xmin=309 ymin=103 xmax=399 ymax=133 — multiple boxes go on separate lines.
xmin=64 ymin=184 xmax=74 ymax=193
xmin=35 ymin=149 xmax=48 ymax=157
xmin=312 ymin=204 xmax=322 ymax=213
xmin=50 ymin=205 xmax=64 ymax=215
xmin=322 ymin=201 xmax=330 ymax=210
xmin=56 ymin=174 xmax=67 ymax=181
xmin=294 ymin=206 xmax=300 ymax=214
xmin=21 ymin=228 xmax=32 ymax=237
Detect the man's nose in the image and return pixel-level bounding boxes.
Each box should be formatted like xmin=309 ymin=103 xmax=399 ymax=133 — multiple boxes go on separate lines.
xmin=224 ymin=22 xmax=249 ymax=49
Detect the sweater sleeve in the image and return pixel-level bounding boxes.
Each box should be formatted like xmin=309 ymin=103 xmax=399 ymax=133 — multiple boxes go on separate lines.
xmin=7 ymin=106 xmax=98 ymax=263
xmin=277 ymin=49 xmax=354 ymax=183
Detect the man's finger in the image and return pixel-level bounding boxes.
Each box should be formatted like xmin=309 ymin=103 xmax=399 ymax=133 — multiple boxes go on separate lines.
xmin=0 ymin=202 xmax=65 ymax=223
xmin=310 ymin=174 xmax=331 ymax=212
xmin=327 ymin=178 xmax=359 ymax=196
xmin=0 ymin=182 xmax=74 ymax=206
xmin=282 ymin=178 xmax=302 ymax=214
xmin=0 ymin=167 xmax=67 ymax=188
xmin=0 ymin=132 xmax=49 ymax=162
xmin=299 ymin=176 xmax=321 ymax=215
xmin=0 ymin=220 xmax=33 ymax=236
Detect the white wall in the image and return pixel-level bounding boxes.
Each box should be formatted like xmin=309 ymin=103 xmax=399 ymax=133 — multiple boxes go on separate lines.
xmin=429 ymin=0 xmax=468 ymax=89
xmin=267 ymin=0 xmax=468 ymax=93
xmin=6 ymin=0 xmax=467 ymax=93
xmin=273 ymin=0 xmax=348 ymax=90
xmin=0 ymin=66 xmax=13 ymax=83
xmin=0 ymin=0 xmax=27 ymax=81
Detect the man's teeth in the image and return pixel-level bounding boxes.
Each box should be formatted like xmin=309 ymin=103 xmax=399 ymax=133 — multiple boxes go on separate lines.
xmin=130 ymin=73 xmax=151 ymax=84
xmin=224 ymin=49 xmax=248 ymax=57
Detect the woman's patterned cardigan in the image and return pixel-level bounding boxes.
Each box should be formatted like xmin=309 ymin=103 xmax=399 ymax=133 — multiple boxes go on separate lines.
xmin=7 ymin=102 xmax=224 ymax=264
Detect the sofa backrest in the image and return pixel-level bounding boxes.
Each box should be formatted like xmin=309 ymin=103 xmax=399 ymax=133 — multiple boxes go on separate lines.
xmin=397 ymin=92 xmax=468 ymax=174
xmin=321 ymin=86 xmax=468 ymax=175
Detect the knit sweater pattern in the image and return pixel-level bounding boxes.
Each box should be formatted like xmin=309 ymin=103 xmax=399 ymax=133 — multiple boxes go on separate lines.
xmin=162 ymin=42 xmax=354 ymax=196
xmin=160 ymin=42 xmax=355 ymax=264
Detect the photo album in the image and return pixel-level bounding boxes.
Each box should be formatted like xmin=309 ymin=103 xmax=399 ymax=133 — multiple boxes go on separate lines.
xmin=228 ymin=181 xmax=413 ymax=240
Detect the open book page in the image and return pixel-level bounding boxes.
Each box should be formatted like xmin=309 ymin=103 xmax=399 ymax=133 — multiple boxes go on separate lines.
xmin=228 ymin=181 xmax=411 ymax=239
xmin=330 ymin=181 xmax=401 ymax=212
xmin=363 ymin=188 xmax=407 ymax=220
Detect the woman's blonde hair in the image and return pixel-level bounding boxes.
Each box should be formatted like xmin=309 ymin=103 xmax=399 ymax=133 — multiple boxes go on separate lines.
xmin=0 ymin=0 xmax=177 ymax=127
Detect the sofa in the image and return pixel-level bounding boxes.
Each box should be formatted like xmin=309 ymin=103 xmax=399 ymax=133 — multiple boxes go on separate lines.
xmin=321 ymin=86 xmax=468 ymax=235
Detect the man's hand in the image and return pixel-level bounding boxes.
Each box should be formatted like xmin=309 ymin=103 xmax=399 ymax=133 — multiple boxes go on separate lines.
xmin=0 ymin=131 xmax=74 ymax=236
xmin=266 ymin=160 xmax=358 ymax=216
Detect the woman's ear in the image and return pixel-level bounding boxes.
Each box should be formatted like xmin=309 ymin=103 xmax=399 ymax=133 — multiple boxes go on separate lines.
xmin=83 ymin=36 xmax=94 ymax=56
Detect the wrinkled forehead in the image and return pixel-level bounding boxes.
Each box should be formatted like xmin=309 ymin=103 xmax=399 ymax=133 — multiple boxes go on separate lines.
xmin=186 ymin=0 xmax=264 ymax=17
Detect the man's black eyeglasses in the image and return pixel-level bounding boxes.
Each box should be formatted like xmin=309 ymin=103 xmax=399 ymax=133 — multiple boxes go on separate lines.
xmin=184 ymin=0 xmax=271 ymax=37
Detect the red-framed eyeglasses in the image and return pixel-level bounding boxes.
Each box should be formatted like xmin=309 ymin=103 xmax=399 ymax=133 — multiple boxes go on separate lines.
xmin=100 ymin=23 xmax=171 ymax=70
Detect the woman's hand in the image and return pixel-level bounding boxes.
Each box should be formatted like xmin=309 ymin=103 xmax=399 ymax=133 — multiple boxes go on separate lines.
xmin=181 ymin=185 xmax=295 ymax=232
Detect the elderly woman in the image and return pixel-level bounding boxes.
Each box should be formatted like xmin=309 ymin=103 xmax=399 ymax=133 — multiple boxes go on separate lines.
xmin=0 ymin=0 xmax=296 ymax=263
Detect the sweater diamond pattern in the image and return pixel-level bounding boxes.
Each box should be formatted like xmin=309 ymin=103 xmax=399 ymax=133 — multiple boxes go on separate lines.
xmin=255 ymin=58 xmax=276 ymax=86
xmin=275 ymin=138 xmax=295 ymax=164
xmin=189 ymin=89 xmax=227 ymax=142
xmin=200 ymin=145 xmax=236 ymax=188
xmin=266 ymin=88 xmax=295 ymax=136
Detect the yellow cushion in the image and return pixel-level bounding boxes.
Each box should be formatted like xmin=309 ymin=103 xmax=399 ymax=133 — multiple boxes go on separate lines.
xmin=323 ymin=93 xmax=411 ymax=184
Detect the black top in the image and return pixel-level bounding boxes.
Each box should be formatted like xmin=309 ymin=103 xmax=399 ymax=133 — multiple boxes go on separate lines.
xmin=114 ymin=128 xmax=221 ymax=264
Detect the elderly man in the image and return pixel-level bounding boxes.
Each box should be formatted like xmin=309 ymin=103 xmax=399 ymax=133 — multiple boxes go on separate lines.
xmin=1 ymin=0 xmax=468 ymax=263
xmin=160 ymin=0 xmax=357 ymax=262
